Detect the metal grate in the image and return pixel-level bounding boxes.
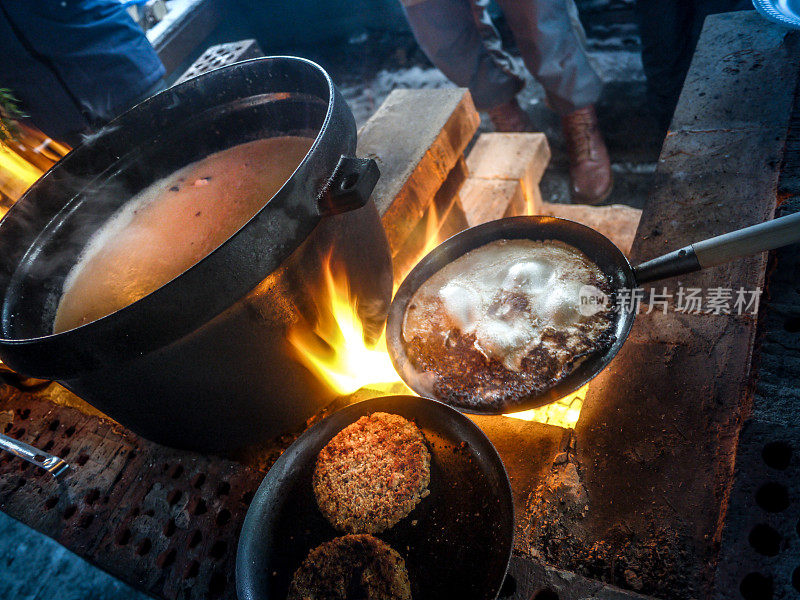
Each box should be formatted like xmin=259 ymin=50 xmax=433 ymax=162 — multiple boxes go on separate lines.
xmin=714 ymin=423 xmax=800 ymax=600
xmin=713 ymin=78 xmax=800 ymax=600
xmin=173 ymin=39 xmax=264 ymax=86
xmin=0 ymin=389 xmax=269 ymax=600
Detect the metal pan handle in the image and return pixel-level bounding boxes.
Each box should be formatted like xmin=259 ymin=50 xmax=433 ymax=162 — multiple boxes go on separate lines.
xmin=0 ymin=433 xmax=69 ymax=478
xmin=634 ymin=211 xmax=800 ymax=284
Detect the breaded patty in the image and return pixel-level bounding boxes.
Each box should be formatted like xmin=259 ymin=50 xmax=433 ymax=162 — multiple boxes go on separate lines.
xmin=287 ymin=534 xmax=411 ymax=600
xmin=313 ymin=412 xmax=431 ymax=534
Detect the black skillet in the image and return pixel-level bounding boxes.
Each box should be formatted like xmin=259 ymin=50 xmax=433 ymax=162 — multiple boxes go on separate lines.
xmin=386 ymin=213 xmax=800 ymax=414
xmin=236 ymin=395 xmax=514 ymax=600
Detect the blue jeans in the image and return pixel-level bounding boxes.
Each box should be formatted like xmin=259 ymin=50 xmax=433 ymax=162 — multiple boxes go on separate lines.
xmin=402 ymin=0 xmax=602 ymax=115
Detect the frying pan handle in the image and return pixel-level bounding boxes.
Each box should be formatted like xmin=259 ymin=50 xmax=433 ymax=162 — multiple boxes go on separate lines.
xmin=317 ymin=156 xmax=380 ymax=216
xmin=634 ymin=212 xmax=800 ymax=284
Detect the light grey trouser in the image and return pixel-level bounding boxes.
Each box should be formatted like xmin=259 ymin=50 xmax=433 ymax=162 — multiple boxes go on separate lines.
xmin=402 ymin=0 xmax=602 ymax=115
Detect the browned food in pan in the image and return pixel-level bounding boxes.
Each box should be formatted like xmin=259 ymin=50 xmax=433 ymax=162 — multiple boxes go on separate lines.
xmin=288 ymin=534 xmax=412 ymax=600
xmin=402 ymin=239 xmax=616 ymax=411
xmin=313 ymin=412 xmax=430 ymax=534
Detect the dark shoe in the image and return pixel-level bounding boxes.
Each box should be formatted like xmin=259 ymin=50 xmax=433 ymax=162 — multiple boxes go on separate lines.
xmin=487 ymin=97 xmax=533 ymax=133
xmin=561 ymin=106 xmax=613 ymax=205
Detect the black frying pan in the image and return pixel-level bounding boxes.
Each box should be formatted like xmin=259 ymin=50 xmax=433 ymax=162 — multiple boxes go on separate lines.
xmin=386 ymin=213 xmax=800 ymax=414
xmin=235 ymin=395 xmax=514 ymax=600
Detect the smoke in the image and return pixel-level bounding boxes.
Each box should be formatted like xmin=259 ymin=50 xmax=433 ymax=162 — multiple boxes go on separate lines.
xmin=0 ymin=86 xmax=329 ymax=340
xmin=0 ymin=160 xmax=138 ymax=339
xmin=78 ymin=123 xmax=120 ymax=147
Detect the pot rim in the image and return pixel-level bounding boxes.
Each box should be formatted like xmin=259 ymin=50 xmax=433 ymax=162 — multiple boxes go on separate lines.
xmin=0 ymin=56 xmax=353 ymax=379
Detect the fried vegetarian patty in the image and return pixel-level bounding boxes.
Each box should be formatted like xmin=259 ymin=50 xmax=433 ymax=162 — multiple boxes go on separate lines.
xmin=313 ymin=412 xmax=431 ymax=534
xmin=288 ymin=534 xmax=412 ymax=600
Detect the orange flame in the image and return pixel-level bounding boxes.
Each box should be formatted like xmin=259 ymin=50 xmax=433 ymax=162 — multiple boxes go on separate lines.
xmin=522 ymin=182 xmax=538 ymax=217
xmin=503 ymin=383 xmax=588 ymax=427
xmin=0 ymin=125 xmax=70 ymax=218
xmin=0 ymin=144 xmax=43 ymax=216
xmin=288 ymin=260 xmax=402 ymax=396
xmin=395 ymin=197 xmax=459 ymax=285
xmin=291 ymin=185 xmax=588 ymax=429
xmin=289 ymin=202 xmax=454 ymax=397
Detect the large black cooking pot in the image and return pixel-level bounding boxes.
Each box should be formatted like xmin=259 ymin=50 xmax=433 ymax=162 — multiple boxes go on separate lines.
xmin=0 ymin=57 xmax=393 ymax=453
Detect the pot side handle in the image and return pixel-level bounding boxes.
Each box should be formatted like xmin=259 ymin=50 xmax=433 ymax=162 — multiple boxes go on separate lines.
xmin=318 ymin=156 xmax=380 ymax=216
xmin=634 ymin=211 xmax=800 ymax=284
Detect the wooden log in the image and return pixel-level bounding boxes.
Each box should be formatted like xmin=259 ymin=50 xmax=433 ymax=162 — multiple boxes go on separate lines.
xmin=461 ymin=131 xmax=642 ymax=256
xmin=459 ymin=177 xmax=526 ymax=226
xmin=540 ymin=202 xmax=642 ymax=255
xmin=434 ymin=156 xmax=470 ymax=237
xmin=465 ymin=132 xmax=550 ymax=212
xmin=356 ymin=88 xmax=480 ymax=253
xmin=461 ymin=132 xmax=550 ymax=224
xmin=392 ymin=156 xmax=470 ymax=282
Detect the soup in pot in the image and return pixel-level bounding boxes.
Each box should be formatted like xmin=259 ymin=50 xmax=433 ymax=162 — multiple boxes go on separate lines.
xmin=53 ymin=136 xmax=314 ymax=333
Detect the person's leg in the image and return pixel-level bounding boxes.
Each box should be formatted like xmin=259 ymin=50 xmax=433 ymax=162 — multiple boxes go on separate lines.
xmin=635 ymin=0 xmax=692 ymax=131
xmin=494 ymin=0 xmax=611 ymax=204
xmin=636 ymin=0 xmax=751 ymax=132
xmin=401 ymin=0 xmax=525 ymax=111
xmin=494 ymin=0 xmax=601 ymax=115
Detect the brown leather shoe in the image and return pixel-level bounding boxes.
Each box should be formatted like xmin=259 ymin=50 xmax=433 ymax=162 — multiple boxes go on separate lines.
xmin=487 ymin=97 xmax=533 ymax=132
xmin=561 ymin=106 xmax=613 ymax=205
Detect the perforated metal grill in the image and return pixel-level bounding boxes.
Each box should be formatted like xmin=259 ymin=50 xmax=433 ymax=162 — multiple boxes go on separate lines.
xmin=173 ymin=40 xmax=264 ymax=86
xmin=713 ymin=79 xmax=800 ymax=600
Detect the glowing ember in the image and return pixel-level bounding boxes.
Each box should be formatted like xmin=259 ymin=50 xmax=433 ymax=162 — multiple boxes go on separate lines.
xmin=502 ymin=383 xmax=588 ymax=429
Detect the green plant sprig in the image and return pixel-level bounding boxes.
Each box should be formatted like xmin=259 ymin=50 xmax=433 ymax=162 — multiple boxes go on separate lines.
xmin=0 ymin=88 xmax=26 ymax=144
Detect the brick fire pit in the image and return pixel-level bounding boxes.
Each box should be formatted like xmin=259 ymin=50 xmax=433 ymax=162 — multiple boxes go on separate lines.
xmin=0 ymin=11 xmax=798 ymax=600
